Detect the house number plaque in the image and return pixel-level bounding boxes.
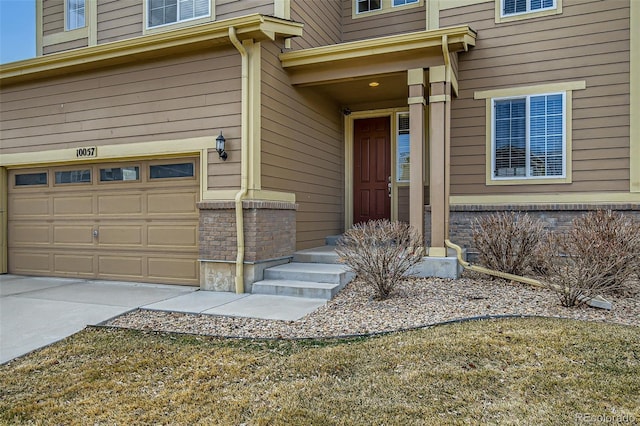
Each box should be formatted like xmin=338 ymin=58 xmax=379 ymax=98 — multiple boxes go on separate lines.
xmin=76 ymin=146 xmax=97 ymax=158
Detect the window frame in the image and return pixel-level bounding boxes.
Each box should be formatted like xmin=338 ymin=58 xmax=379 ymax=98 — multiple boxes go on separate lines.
xmin=353 ymin=0 xmax=423 ymax=19
xmin=500 ymin=0 xmax=555 ymax=17
xmin=145 ymin=0 xmax=213 ymax=31
xmin=474 ymin=81 xmax=586 ymax=186
xmin=495 ymin=0 xmax=561 ymax=23
xmin=490 ymin=92 xmax=566 ymax=181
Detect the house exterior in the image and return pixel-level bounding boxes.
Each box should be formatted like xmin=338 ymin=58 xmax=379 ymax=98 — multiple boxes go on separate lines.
xmin=0 ymin=0 xmax=637 ymax=291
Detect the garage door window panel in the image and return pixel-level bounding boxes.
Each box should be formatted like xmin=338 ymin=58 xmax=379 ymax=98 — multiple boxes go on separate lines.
xmin=149 ymin=162 xmax=195 ymax=179
xmin=55 ymin=169 xmax=91 ymax=185
xmin=100 ymin=166 xmax=140 ymax=182
xmin=15 ymin=172 xmax=48 ymax=187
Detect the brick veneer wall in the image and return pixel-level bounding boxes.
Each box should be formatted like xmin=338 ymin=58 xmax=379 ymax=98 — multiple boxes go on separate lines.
xmin=425 ymin=203 xmax=640 ymax=260
xmin=198 ymin=200 xmax=297 ymax=263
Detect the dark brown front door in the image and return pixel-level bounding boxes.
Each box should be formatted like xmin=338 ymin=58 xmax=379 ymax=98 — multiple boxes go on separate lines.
xmin=353 ymin=116 xmax=391 ymax=224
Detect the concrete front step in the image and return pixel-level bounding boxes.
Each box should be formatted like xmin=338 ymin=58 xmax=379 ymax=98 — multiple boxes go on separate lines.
xmin=293 ymin=246 xmax=342 ymax=264
xmin=264 ymin=262 xmax=354 ymax=285
xmin=251 ymin=280 xmax=344 ymax=300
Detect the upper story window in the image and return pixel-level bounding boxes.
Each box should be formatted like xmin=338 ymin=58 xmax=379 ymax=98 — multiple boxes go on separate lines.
xmin=354 ymin=0 xmax=423 ymax=18
xmin=356 ymin=0 xmax=381 ymax=14
xmin=501 ymin=0 xmax=555 ymax=16
xmin=148 ymin=0 xmax=211 ymax=28
xmin=66 ymin=0 xmax=85 ymax=31
xmin=393 ymin=0 xmax=418 ymax=6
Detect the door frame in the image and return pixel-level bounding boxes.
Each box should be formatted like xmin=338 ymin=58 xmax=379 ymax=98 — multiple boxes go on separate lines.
xmin=344 ymin=108 xmax=408 ymax=230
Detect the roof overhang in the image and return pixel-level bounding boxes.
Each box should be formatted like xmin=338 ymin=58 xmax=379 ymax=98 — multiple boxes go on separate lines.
xmin=0 ymin=14 xmax=303 ymax=86
xmin=280 ymin=25 xmax=476 ymax=86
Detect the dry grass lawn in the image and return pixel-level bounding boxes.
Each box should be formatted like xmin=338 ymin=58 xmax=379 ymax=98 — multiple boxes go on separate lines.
xmin=1 ymin=317 xmax=638 ymax=425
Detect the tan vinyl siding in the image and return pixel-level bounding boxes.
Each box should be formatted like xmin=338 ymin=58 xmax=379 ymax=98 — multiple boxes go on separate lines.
xmin=43 ymin=38 xmax=88 ymax=54
xmin=341 ymin=0 xmax=425 ymax=42
xmin=443 ymin=0 xmax=630 ymax=195
xmin=43 ymin=0 xmax=64 ymax=36
xmin=290 ymin=0 xmax=342 ymax=49
xmin=0 ymin=48 xmax=242 ymax=190
xmin=261 ymin=43 xmax=344 ymax=249
xmin=98 ymin=0 xmax=142 ymax=44
xmin=217 ymin=0 xmax=273 ymax=20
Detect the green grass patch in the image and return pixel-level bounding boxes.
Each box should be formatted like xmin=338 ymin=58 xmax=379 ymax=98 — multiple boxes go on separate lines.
xmin=1 ymin=318 xmax=638 ymax=425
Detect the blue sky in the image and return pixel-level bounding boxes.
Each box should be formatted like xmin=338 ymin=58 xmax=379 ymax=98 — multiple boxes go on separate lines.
xmin=0 ymin=0 xmax=36 ymax=64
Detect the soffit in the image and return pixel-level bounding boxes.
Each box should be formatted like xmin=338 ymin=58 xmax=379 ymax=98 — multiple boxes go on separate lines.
xmin=0 ymin=14 xmax=303 ymax=86
xmin=280 ymin=26 xmax=476 ymax=87
xmin=311 ymin=72 xmax=408 ymax=106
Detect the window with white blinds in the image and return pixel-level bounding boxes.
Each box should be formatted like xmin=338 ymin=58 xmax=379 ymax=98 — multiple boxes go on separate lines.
xmin=492 ymin=93 xmax=565 ymax=180
xmin=148 ymin=0 xmax=210 ymax=28
xmin=501 ymin=0 xmax=555 ymax=16
xmin=66 ymin=0 xmax=85 ymax=30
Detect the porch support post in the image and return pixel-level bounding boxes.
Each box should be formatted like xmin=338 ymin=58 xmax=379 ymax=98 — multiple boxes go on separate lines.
xmin=407 ymin=68 xmax=426 ymax=243
xmin=428 ymin=65 xmax=451 ymax=257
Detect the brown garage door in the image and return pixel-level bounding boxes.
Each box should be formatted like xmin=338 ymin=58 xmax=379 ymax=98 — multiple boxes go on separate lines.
xmin=7 ymin=158 xmax=199 ymax=286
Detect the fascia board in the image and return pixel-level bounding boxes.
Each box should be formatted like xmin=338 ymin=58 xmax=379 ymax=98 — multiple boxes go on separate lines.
xmin=280 ymin=26 xmax=476 ymax=69
xmin=0 ymin=14 xmax=303 ymax=85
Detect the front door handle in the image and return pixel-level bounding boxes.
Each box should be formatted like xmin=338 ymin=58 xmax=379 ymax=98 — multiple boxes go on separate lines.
xmin=388 ymin=176 xmax=392 ymax=198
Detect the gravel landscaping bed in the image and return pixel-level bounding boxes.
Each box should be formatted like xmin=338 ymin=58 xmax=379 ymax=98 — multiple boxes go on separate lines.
xmin=106 ymin=273 xmax=640 ymax=338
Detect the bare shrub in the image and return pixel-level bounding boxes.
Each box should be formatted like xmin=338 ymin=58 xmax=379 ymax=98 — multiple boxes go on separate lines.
xmin=472 ymin=212 xmax=547 ymax=276
xmin=542 ymin=235 xmax=628 ymax=307
xmin=573 ymin=210 xmax=640 ymax=293
xmin=542 ymin=210 xmax=640 ymax=306
xmin=336 ymin=220 xmax=424 ymax=300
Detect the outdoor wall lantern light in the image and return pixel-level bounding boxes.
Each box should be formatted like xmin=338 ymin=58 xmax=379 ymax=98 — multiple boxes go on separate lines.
xmin=216 ymin=131 xmax=228 ymax=160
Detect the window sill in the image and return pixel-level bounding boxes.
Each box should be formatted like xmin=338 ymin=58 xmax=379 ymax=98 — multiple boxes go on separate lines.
xmin=486 ymin=176 xmax=571 ymax=186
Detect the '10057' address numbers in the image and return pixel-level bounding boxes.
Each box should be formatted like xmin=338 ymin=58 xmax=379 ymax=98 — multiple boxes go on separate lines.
xmin=76 ymin=147 xmax=97 ymax=158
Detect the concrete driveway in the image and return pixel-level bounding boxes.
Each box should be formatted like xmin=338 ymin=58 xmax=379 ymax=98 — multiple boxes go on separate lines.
xmin=0 ymin=274 xmax=327 ymax=364
xmin=0 ymin=274 xmax=197 ymax=364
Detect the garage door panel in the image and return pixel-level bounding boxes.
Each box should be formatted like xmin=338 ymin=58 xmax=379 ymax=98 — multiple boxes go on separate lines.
xmin=54 ymin=225 xmax=94 ymax=244
xmin=8 ymin=159 xmax=199 ymax=285
xmin=9 ymin=224 xmax=51 ymax=245
xmin=98 ymin=225 xmax=143 ymax=246
xmin=147 ymin=225 xmax=197 ymax=248
xmin=54 ymin=254 xmax=94 ymax=274
xmin=10 ymin=197 xmax=50 ymax=217
xmin=99 ymin=255 xmax=144 ymax=278
xmin=53 ymin=195 xmax=94 ymax=215
xmin=148 ymin=192 xmax=198 ymax=215
xmin=98 ymin=194 xmax=143 ymax=215
xmin=148 ymin=256 xmax=198 ymax=282
xmin=10 ymin=251 xmax=51 ymax=273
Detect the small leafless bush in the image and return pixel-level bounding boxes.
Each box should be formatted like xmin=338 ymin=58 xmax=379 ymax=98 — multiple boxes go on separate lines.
xmin=573 ymin=210 xmax=640 ymax=293
xmin=542 ymin=210 xmax=640 ymax=306
xmin=472 ymin=212 xmax=547 ymax=276
xmin=336 ymin=220 xmax=424 ymax=300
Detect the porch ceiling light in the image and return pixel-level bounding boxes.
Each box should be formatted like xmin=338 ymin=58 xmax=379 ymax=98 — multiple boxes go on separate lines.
xmin=216 ymin=131 xmax=228 ymax=161
xmin=369 ymin=81 xmax=380 ymax=87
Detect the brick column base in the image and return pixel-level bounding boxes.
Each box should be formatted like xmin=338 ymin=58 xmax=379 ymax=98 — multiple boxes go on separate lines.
xmin=198 ymin=200 xmax=297 ymax=292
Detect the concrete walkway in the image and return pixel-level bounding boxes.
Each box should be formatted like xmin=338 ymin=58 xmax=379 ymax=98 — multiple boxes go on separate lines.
xmin=0 ymin=274 xmax=326 ymax=364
